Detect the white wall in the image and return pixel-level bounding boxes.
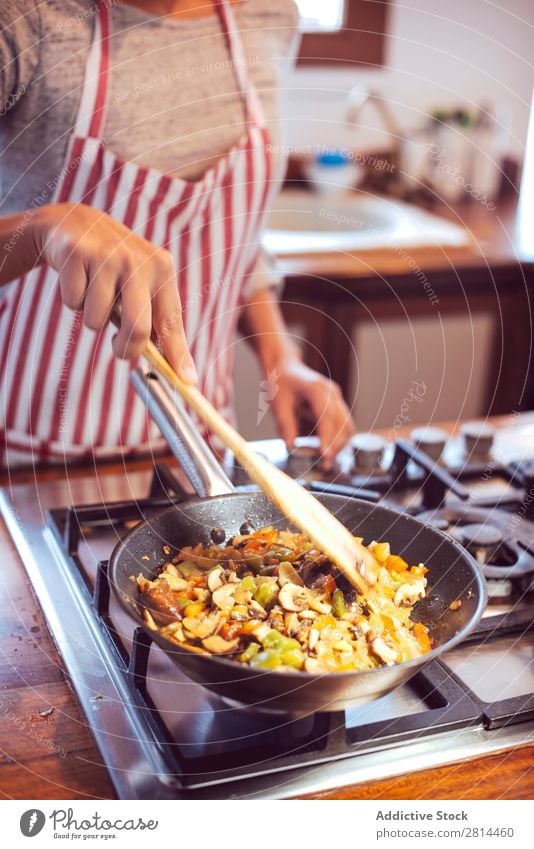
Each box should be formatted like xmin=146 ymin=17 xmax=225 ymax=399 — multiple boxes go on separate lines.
xmin=282 ymin=0 xmax=534 ymax=159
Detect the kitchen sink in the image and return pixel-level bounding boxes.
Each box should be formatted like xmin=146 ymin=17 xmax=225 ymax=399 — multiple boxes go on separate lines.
xmin=262 ymin=189 xmax=470 ymax=254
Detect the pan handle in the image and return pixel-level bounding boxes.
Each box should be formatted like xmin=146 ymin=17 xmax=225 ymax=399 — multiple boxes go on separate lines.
xmin=130 ymin=366 xmax=235 ymax=498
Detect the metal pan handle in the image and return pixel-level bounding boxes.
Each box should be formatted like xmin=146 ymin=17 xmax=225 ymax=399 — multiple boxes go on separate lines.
xmin=130 ymin=365 xmax=235 ymax=498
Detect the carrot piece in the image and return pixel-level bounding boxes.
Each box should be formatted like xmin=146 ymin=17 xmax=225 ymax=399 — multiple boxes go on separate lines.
xmin=220 ymin=621 xmax=243 ymax=641
xmin=413 ymin=622 xmax=432 ymax=652
xmin=385 ymin=554 xmax=410 ymax=572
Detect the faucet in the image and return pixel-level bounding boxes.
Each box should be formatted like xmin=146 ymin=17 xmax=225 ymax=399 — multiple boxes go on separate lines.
xmin=345 ymin=87 xmax=403 ymax=159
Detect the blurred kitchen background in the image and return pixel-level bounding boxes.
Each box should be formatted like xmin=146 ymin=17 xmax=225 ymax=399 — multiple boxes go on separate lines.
xmin=234 ymin=0 xmax=534 ymax=440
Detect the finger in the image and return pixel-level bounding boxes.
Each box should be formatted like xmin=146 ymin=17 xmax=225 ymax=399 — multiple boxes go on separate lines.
xmin=272 ymin=392 xmax=299 ymax=448
xmin=323 ymin=397 xmax=356 ymax=463
xmin=57 ymin=254 xmax=88 ymax=311
xmin=151 ymin=256 xmax=197 ymax=383
xmin=112 ymin=276 xmax=152 ymax=360
xmin=307 ymin=384 xmax=347 ymax=467
xmin=82 ymin=261 xmax=116 ymax=331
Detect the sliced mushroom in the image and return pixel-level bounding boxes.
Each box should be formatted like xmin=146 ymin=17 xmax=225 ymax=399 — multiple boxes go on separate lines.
xmin=284 ymin=611 xmax=300 ymax=635
xmin=278 ymin=561 xmax=304 ymax=586
xmin=394 ymin=578 xmax=426 ymax=608
xmin=234 ymin=584 xmax=253 ymax=605
xmin=248 ymin=600 xmax=268 ymax=620
xmin=202 ymin=635 xmax=240 ymax=654
xmin=298 ymin=609 xmax=318 ymax=621
xmin=307 ymin=594 xmax=332 ymax=615
xmin=370 ymin=636 xmax=399 ymax=665
xmin=207 ymin=566 xmax=225 ymax=592
xmin=296 ymin=624 xmax=311 ymax=644
xmin=160 ymin=573 xmax=190 ymax=592
xmin=143 ymin=609 xmax=158 ymax=630
xmin=181 ymin=642 xmax=210 ymax=655
xmin=270 ymin=611 xmax=285 ymax=632
xmin=162 ymin=621 xmax=186 ymax=643
xmin=212 ymin=582 xmax=237 ymax=612
xmin=279 ymin=583 xmax=308 ymax=612
xmin=308 ymin=627 xmax=319 ymax=652
xmin=230 ymin=604 xmax=249 ymax=621
xmin=183 ymin=612 xmax=220 ymax=640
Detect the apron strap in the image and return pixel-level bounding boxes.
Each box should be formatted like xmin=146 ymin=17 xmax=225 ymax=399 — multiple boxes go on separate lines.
xmin=72 ymin=0 xmax=111 ymax=139
xmin=215 ymin=0 xmax=266 ymax=129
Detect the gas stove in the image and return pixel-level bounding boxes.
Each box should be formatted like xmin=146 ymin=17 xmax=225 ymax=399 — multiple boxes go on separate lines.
xmin=2 ymin=415 xmax=534 ymax=799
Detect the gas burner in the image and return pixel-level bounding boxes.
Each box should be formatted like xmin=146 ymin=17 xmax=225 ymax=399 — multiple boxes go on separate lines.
xmin=351 ymin=432 xmax=386 ymax=473
xmin=417 ymin=505 xmax=534 ymax=603
xmin=286 ymin=438 xmax=322 ymax=478
xmin=460 ymin=421 xmax=496 ymax=459
xmin=410 ymin=426 xmax=448 ymax=461
xmin=455 ymin=523 xmax=504 ymax=564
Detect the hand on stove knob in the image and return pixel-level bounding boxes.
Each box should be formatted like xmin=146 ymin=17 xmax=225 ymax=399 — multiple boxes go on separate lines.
xmin=268 ymin=358 xmax=355 ymax=469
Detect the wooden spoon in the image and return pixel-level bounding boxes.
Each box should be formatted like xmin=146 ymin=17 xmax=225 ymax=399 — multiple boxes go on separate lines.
xmin=137 ymin=338 xmax=378 ymax=596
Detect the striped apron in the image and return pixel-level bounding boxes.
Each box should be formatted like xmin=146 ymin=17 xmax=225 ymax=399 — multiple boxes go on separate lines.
xmin=0 ymin=0 xmax=273 ymax=466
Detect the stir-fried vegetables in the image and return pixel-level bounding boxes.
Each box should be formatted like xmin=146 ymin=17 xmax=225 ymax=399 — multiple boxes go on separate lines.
xmin=135 ymin=526 xmax=431 ymax=673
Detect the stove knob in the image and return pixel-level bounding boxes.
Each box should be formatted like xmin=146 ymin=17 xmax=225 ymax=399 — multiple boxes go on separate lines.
xmin=410 ymin=426 xmax=448 ymax=461
xmin=352 ymin=433 xmax=386 ymax=473
xmin=461 ymin=421 xmax=495 ymax=458
xmin=286 ymin=438 xmax=321 ymax=478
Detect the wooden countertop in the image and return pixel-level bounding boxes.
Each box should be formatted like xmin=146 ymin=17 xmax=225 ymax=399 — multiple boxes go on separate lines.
xmin=1 ymin=414 xmax=534 ymax=800
xmin=276 ymin=197 xmax=534 ymax=284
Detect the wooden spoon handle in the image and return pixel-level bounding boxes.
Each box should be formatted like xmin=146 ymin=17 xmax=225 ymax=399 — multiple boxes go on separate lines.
xmin=139 ymin=337 xmax=377 ymax=595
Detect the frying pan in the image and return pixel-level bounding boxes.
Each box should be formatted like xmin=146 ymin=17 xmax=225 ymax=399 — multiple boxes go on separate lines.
xmin=110 ymin=367 xmax=486 ymax=714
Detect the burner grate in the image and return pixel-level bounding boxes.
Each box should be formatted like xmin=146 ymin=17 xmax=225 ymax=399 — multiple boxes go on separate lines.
xmin=4 ymin=441 xmax=534 ymax=799
xmin=41 ymin=464 xmax=489 ymax=793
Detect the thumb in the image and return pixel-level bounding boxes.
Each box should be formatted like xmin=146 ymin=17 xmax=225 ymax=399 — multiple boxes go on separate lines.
xmin=272 ymin=394 xmax=299 ymax=450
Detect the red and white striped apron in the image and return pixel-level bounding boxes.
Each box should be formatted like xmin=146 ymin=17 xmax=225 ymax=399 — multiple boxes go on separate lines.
xmin=0 ymin=0 xmax=273 ymax=466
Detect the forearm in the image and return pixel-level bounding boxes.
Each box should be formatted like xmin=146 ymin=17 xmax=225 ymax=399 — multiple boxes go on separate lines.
xmin=241 ymin=288 xmax=302 ymax=373
xmin=0 ymin=209 xmax=44 ymax=285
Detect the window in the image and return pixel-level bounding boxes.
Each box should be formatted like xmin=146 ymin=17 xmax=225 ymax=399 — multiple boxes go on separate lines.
xmin=296 ymin=0 xmax=390 ymax=66
xmin=296 ymin=0 xmax=345 ymax=33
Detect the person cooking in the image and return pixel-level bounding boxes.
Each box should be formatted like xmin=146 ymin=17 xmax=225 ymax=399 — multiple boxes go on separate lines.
xmin=0 ymin=0 xmax=354 ymax=468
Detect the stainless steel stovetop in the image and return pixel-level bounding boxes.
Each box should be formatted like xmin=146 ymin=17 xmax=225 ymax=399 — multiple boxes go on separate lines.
xmin=2 ymin=420 xmax=534 ymax=799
